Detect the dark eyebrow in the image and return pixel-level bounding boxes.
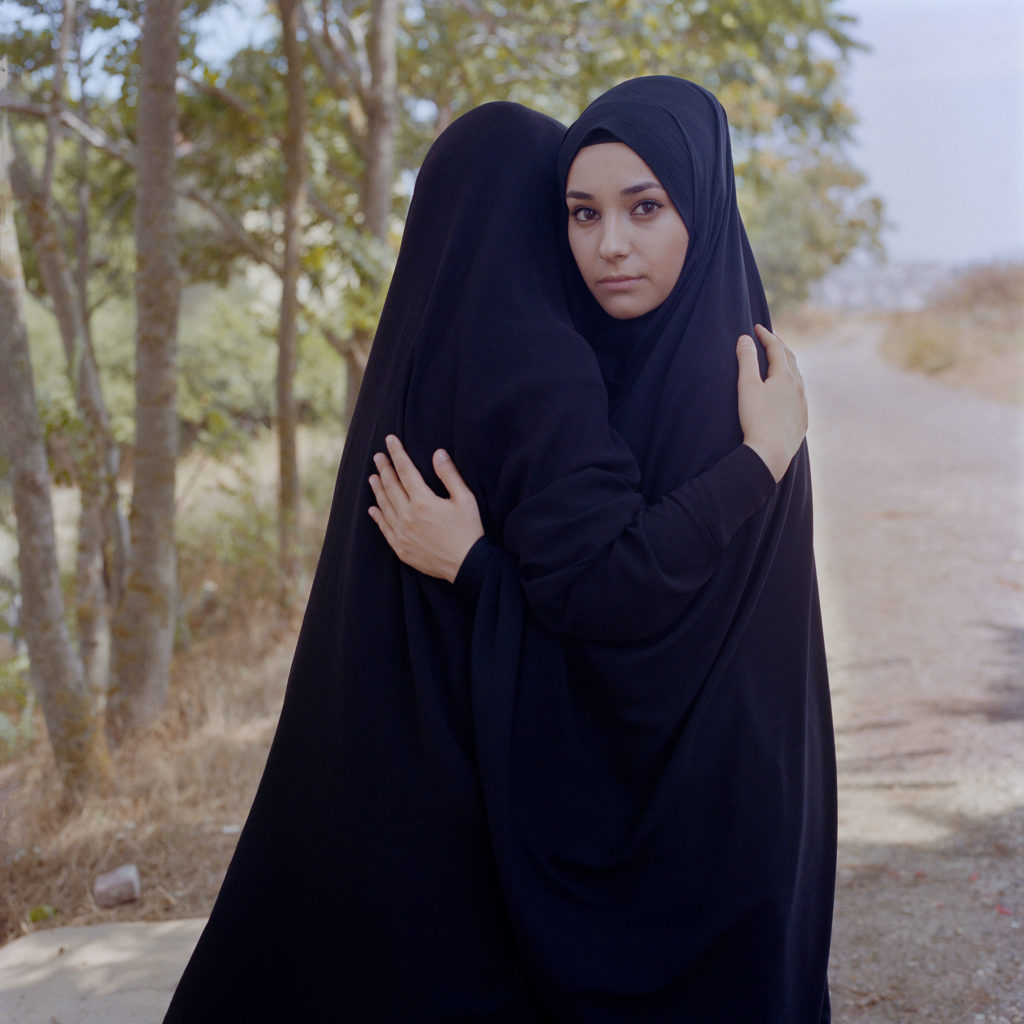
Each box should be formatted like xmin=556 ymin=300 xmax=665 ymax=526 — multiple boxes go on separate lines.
xmin=565 ymin=182 xmax=665 ymax=201
xmin=622 ymin=181 xmax=663 ymax=196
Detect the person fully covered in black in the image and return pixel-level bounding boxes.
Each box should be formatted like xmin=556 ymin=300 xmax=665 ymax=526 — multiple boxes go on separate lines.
xmin=370 ymin=78 xmax=836 ymax=1022
xmin=163 ymin=102 xmax=583 ymax=1023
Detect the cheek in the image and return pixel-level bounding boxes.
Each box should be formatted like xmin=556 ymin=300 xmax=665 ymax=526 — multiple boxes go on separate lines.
xmin=567 ymin=230 xmax=590 ymax=275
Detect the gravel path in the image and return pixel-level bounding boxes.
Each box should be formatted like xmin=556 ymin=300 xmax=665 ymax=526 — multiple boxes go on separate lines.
xmin=799 ymin=322 xmax=1024 ymax=1021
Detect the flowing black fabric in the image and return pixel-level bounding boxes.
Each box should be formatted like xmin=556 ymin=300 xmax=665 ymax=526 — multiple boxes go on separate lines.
xmin=163 ymin=99 xmax=779 ymax=1022
xmin=466 ymin=78 xmax=837 ymax=1021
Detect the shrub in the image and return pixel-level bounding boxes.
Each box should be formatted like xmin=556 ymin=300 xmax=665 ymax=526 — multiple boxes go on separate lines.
xmin=881 ymin=263 xmax=1024 ymax=402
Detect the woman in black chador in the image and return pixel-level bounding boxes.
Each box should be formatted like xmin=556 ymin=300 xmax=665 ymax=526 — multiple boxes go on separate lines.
xmin=371 ymin=77 xmax=836 ymax=1022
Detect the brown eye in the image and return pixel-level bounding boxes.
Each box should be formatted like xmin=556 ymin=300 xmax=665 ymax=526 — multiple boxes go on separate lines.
xmin=570 ymin=206 xmax=600 ymax=224
xmin=634 ymin=199 xmax=663 ymax=216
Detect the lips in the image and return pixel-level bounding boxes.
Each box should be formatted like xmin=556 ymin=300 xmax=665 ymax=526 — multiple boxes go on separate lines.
xmin=598 ymin=275 xmax=643 ymax=291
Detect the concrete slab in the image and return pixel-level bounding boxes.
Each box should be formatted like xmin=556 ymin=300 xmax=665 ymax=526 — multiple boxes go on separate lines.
xmin=0 ymin=919 xmax=205 ymax=1024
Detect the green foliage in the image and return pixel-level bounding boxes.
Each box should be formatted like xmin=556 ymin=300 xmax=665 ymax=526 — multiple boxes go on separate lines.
xmin=0 ymin=654 xmax=36 ymax=760
xmin=176 ymin=278 xmax=348 ymax=440
xmin=396 ymin=0 xmax=880 ymax=302
xmin=27 ymin=904 xmax=59 ymax=924
xmin=8 ymin=0 xmax=882 ymax=493
xmin=399 ymin=2 xmax=859 ymax=142
xmin=177 ymin=467 xmax=282 ymax=639
xmin=295 ymin=329 xmax=349 ymax=424
xmin=177 ymin=280 xmax=278 ymax=443
xmin=174 ymin=31 xmax=396 ymax=351
xmin=743 ymin=153 xmax=885 ymax=309
xmin=176 ymin=427 xmax=339 ymax=641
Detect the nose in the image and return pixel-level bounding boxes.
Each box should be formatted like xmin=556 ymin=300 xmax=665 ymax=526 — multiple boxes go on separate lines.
xmin=597 ymin=215 xmax=629 ymax=261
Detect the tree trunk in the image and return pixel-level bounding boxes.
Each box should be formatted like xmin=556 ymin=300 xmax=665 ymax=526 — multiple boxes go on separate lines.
xmin=71 ymin=84 xmax=123 ymax=699
xmin=362 ymin=0 xmax=398 ymax=243
xmin=106 ymin=0 xmax=182 ymax=742
xmin=76 ymin=497 xmax=110 ymax=712
xmin=276 ymin=0 xmax=307 ymax=595
xmin=9 ymin=153 xmax=128 ymax=685
xmin=346 ymin=0 xmax=398 ymax=421
xmin=0 ymin=58 xmax=113 ymax=796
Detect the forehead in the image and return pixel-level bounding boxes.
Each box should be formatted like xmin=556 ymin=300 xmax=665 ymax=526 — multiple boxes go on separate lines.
xmin=566 ymin=142 xmax=663 ymax=194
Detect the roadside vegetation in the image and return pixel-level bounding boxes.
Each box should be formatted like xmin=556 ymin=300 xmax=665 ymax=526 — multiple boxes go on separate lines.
xmin=1 ymin=426 xmax=336 ymax=944
xmin=880 ymin=262 xmax=1024 ymax=406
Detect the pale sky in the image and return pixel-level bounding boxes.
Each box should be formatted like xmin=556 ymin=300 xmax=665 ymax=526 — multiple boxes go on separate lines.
xmin=845 ymin=0 xmax=1024 ymax=265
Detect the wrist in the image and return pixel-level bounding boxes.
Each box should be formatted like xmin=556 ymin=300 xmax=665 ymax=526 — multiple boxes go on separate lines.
xmin=445 ymin=531 xmax=485 ymax=583
xmin=742 ymin=440 xmax=785 ymax=483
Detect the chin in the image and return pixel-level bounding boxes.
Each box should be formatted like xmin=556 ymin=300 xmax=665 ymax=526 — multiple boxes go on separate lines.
xmin=597 ymin=297 xmax=650 ymax=320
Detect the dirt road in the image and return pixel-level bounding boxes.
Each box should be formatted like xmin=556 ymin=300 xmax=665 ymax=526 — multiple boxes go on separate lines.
xmin=797 ymin=321 xmax=1024 ymax=1021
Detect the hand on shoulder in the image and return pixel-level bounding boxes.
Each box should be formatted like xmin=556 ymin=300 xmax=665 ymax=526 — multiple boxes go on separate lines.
xmin=736 ymin=324 xmax=808 ymax=483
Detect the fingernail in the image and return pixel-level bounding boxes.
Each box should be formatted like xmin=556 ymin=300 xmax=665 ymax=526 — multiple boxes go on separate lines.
xmin=435 ymin=448 xmax=450 ymax=461
xmin=739 ymin=335 xmax=753 ymax=347
xmin=385 ymin=434 xmax=397 ymax=446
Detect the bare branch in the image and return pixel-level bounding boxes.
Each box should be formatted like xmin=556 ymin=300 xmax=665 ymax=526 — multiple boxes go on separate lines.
xmin=328 ymin=0 xmax=372 ymax=91
xmin=321 ymin=323 xmax=359 ymax=359
xmin=177 ymin=182 xmax=282 ymax=274
xmin=4 ymin=96 xmax=271 ymax=272
xmin=43 ymin=0 xmax=78 ymax=195
xmin=300 ymin=0 xmax=363 ymax=99
xmin=179 ymin=69 xmax=264 ymax=123
xmin=3 ymin=97 xmax=138 ymax=164
xmin=307 ymin=185 xmax=345 ymax=228
xmin=3 ymin=94 xmax=202 ymax=166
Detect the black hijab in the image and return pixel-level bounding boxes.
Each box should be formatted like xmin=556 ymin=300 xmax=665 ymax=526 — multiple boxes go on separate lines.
xmin=467 ymin=78 xmax=837 ymax=1022
xmin=164 ymin=97 xmax=773 ymax=1022
xmin=558 ymin=75 xmax=771 ymax=489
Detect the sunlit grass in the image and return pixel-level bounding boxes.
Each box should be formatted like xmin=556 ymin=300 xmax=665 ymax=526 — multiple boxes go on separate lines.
xmin=880 ymin=263 xmax=1024 ymax=405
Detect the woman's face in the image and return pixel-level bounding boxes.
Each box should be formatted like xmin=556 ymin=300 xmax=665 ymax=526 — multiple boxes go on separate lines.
xmin=566 ymin=142 xmax=689 ymax=320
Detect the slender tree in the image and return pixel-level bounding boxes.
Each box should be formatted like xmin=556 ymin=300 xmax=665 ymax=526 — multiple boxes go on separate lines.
xmin=10 ymin=144 xmax=128 ymax=702
xmin=5 ymin=0 xmax=130 ymax=707
xmin=0 ymin=56 xmax=113 ymax=796
xmin=106 ymin=0 xmax=183 ymax=740
xmin=276 ymin=0 xmax=308 ymax=591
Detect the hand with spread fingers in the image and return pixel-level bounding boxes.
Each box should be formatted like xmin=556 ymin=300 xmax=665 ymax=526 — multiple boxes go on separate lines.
xmin=369 ymin=435 xmax=484 ymax=583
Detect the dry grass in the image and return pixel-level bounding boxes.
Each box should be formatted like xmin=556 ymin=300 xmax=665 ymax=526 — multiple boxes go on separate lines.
xmin=880 ymin=263 xmax=1024 ymax=406
xmin=0 ymin=427 xmax=339 ymax=946
xmin=773 ymin=303 xmax=853 ymax=349
xmin=0 ymin=604 xmax=301 ymax=946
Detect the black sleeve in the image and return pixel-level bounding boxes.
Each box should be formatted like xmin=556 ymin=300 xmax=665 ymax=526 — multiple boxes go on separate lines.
xmin=452 ymin=324 xmax=776 ymax=643
xmin=514 ymin=443 xmax=776 ymax=641
xmin=452 ymin=535 xmax=497 ymax=602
